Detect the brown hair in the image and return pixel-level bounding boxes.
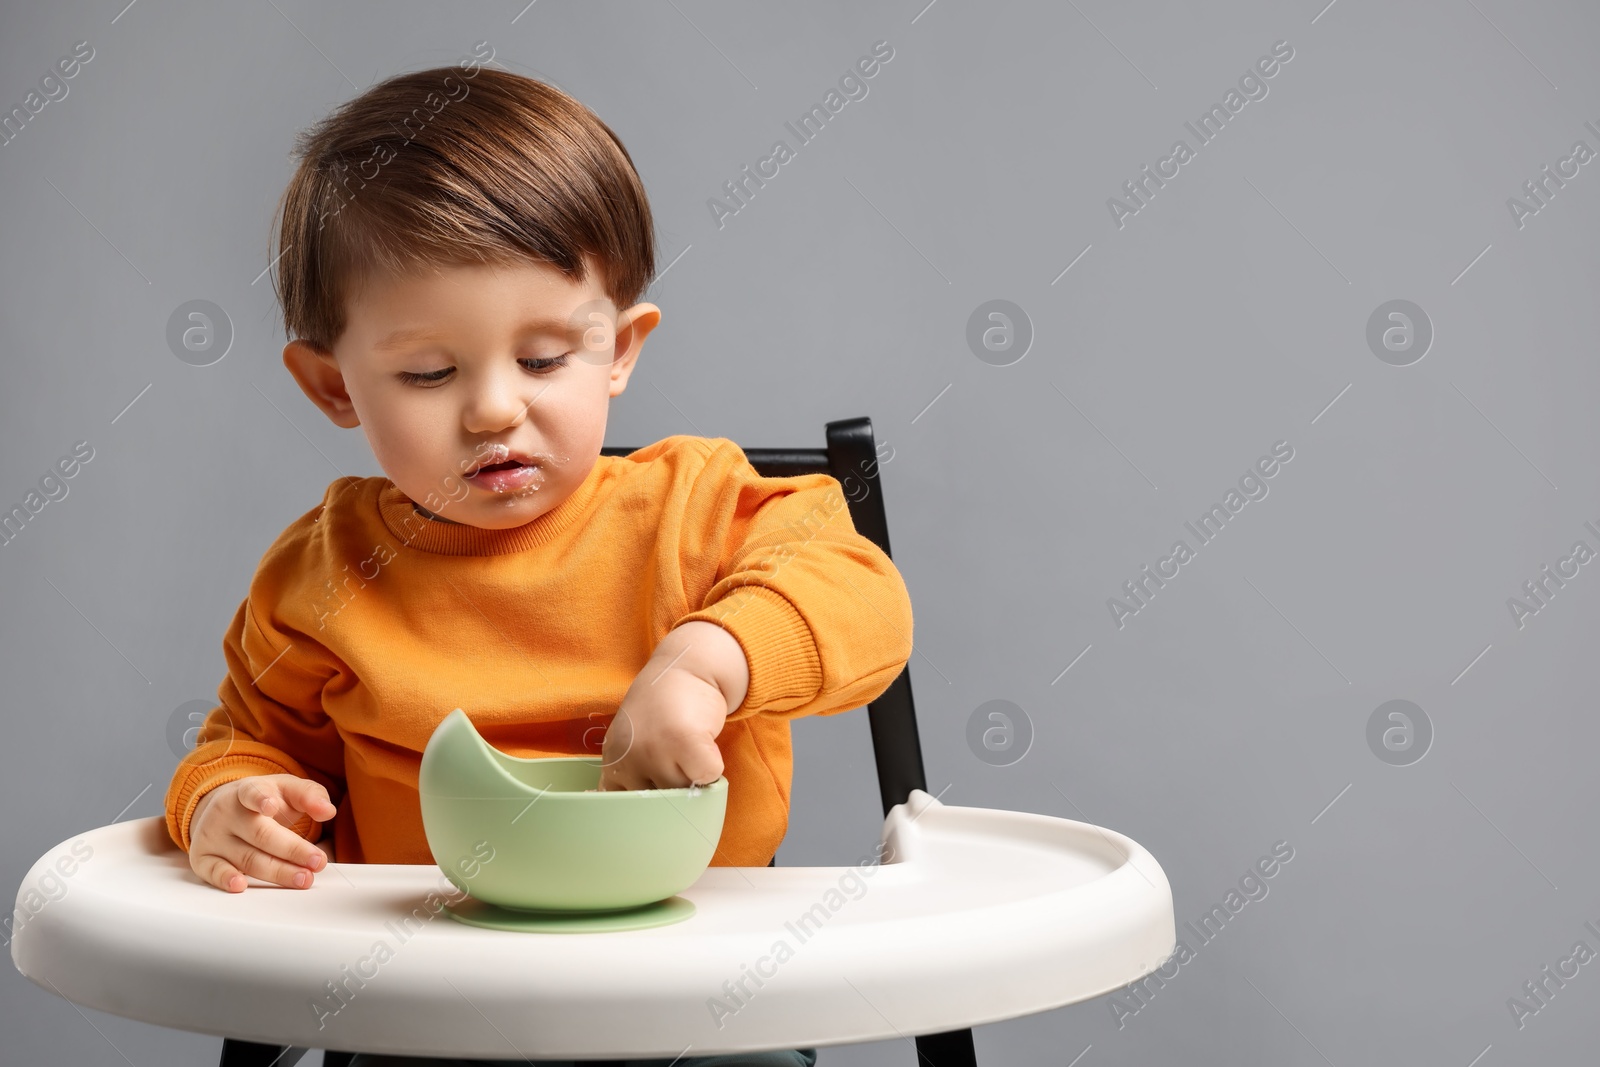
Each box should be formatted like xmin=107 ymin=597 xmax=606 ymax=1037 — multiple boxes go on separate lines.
xmin=270 ymin=62 xmax=656 ymax=353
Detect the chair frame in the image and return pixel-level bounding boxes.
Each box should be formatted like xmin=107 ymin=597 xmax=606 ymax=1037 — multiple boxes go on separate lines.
xmin=221 ymin=416 xmax=976 ymax=1067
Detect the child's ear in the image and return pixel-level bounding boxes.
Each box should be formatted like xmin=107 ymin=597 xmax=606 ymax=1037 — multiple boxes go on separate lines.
xmin=283 ymin=341 xmax=361 ymax=428
xmin=607 ymin=302 xmax=660 ymax=398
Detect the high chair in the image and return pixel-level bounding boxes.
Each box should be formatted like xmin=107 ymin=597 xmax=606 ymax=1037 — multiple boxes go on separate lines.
xmin=10 ymin=417 xmax=1176 ymax=1066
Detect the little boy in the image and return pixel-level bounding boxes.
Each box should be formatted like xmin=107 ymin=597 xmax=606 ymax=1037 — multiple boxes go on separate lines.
xmin=162 ymin=57 xmax=912 ymax=1067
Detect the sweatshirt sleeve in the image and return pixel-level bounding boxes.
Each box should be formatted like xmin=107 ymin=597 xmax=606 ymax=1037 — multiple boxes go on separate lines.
xmin=164 ymin=594 xmax=345 ymax=852
xmin=673 ymin=437 xmax=914 ymax=722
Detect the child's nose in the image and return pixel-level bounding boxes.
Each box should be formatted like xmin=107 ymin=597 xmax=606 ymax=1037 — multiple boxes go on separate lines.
xmin=461 ymin=371 xmax=533 ymax=433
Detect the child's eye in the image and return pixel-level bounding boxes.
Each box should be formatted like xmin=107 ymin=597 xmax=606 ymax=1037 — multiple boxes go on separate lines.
xmin=395 ymin=367 xmax=453 ymax=386
xmin=520 ymin=354 xmax=572 ymax=374
xmin=394 ymin=354 xmax=571 ymax=387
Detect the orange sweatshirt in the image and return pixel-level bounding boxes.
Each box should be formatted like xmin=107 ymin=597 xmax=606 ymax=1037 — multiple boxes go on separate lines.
xmin=164 ymin=435 xmax=913 ymax=868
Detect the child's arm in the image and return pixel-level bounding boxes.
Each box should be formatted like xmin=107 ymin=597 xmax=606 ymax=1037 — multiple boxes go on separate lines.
xmin=165 ymin=595 xmax=346 ymax=881
xmin=672 ymin=437 xmax=915 ymax=723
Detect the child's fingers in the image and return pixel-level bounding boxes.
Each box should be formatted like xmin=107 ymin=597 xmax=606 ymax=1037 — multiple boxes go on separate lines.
xmin=235 ymin=776 xmax=333 ymax=825
xmin=195 ymin=852 xmax=248 ymax=893
xmin=597 ymin=766 xmax=645 ymax=791
xmin=278 ymin=776 xmax=338 ymax=821
xmin=244 ymin=809 xmax=326 ymax=876
xmin=212 ymin=782 xmax=328 ymax=879
xmin=192 ymin=827 xmax=323 ymax=893
xmin=676 ymin=745 xmax=724 ymax=790
xmin=233 ymin=777 xmax=286 ymax=818
xmin=221 ymin=806 xmax=327 ymax=886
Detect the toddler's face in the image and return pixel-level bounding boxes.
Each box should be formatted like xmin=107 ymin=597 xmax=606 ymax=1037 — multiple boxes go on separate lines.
xmin=285 ymin=254 xmax=659 ymax=530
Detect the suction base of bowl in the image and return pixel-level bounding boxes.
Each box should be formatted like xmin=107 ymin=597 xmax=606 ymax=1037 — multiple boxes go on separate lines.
xmin=443 ymin=894 xmax=696 ymax=933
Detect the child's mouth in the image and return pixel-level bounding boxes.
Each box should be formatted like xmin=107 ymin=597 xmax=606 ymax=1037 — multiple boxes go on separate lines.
xmin=466 ymin=459 xmax=543 ymax=494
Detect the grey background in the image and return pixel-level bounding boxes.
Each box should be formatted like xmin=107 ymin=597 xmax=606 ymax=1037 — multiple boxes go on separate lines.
xmin=2 ymin=0 xmax=1596 ymax=1063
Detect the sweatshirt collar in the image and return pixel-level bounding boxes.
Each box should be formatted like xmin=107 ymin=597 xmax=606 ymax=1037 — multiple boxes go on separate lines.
xmin=376 ymin=455 xmax=611 ymax=556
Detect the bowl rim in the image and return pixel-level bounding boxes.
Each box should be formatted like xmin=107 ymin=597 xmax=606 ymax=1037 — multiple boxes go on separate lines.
xmin=420 ymin=711 xmax=728 ymax=800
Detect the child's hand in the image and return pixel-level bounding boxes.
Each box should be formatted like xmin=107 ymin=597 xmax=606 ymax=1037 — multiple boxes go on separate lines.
xmin=599 ymin=668 xmax=727 ymax=790
xmin=598 ymin=621 xmax=748 ymax=791
xmin=187 ymin=774 xmax=337 ymax=893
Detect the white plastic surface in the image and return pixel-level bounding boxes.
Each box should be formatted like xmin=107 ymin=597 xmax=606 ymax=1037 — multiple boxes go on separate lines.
xmin=10 ymin=790 xmax=1175 ymax=1059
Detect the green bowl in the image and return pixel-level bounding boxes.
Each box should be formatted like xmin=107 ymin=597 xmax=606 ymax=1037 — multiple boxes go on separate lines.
xmin=418 ymin=708 xmax=728 ymax=913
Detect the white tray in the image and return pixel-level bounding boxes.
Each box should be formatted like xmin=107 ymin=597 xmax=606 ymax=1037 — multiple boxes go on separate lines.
xmin=10 ymin=789 xmax=1175 ymax=1059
